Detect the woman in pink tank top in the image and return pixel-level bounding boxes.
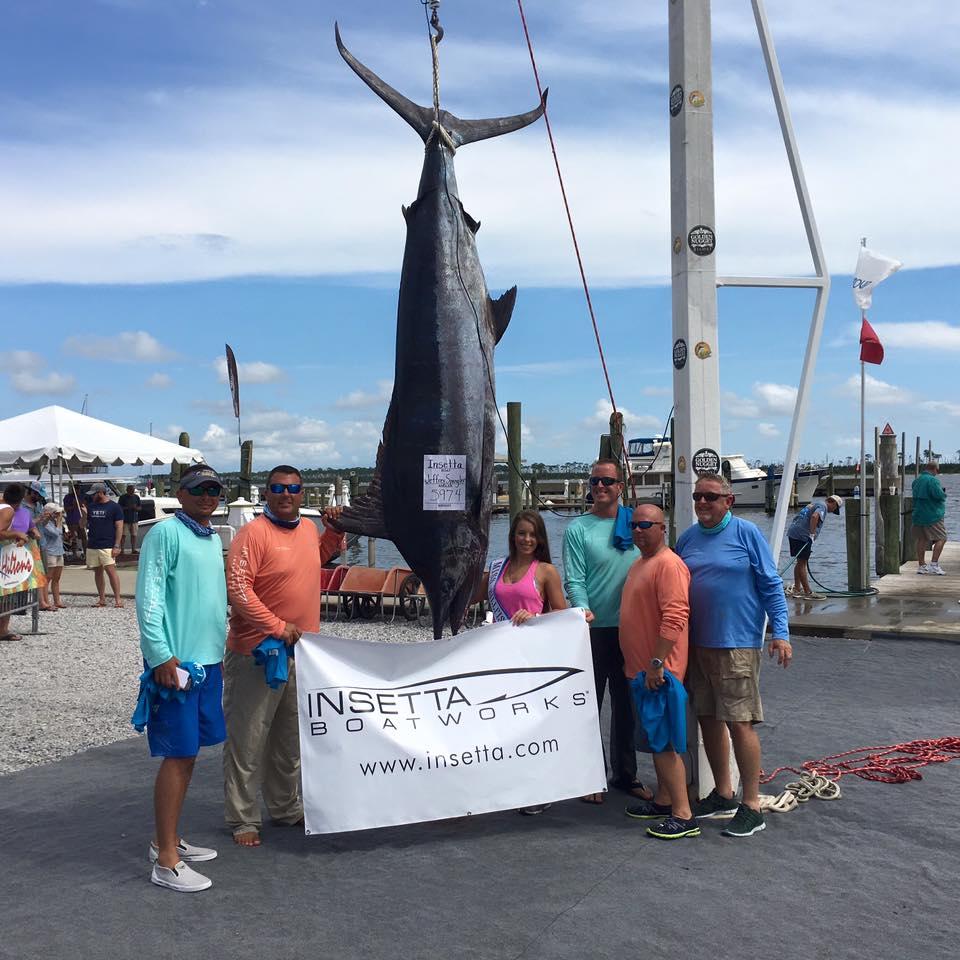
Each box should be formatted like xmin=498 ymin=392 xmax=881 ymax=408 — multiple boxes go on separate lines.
xmin=489 ymin=509 xmax=567 ymax=625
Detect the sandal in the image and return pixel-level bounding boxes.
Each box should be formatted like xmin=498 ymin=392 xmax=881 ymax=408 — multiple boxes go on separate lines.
xmin=610 ymin=778 xmax=654 ymax=800
xmin=580 ymin=793 xmax=605 ymax=805
xmin=0 ymin=633 xmax=23 ymax=642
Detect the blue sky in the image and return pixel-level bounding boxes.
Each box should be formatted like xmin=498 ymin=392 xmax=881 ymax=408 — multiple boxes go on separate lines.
xmin=2 ymin=1 xmax=959 ymax=469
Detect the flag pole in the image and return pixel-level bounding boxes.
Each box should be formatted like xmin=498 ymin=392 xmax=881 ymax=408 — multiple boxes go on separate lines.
xmin=860 ymin=353 xmax=867 ymax=589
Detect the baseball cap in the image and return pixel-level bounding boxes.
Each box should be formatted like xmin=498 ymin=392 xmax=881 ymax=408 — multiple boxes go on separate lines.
xmin=89 ymin=482 xmax=108 ymax=494
xmin=178 ymin=465 xmax=223 ymax=491
xmin=28 ymin=480 xmax=48 ymax=499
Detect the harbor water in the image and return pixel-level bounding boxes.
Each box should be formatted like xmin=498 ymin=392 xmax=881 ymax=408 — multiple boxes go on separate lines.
xmin=343 ymin=474 xmax=960 ymax=590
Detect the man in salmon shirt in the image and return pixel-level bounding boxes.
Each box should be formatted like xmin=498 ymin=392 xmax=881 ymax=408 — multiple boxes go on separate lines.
xmin=618 ymin=504 xmax=696 ymax=840
xmin=223 ymin=465 xmax=343 ymax=847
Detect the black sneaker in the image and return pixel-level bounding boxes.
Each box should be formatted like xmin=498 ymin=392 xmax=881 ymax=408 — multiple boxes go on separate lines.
xmin=691 ymin=788 xmax=739 ymax=820
xmin=721 ymin=803 xmax=766 ymax=837
xmin=646 ymin=815 xmax=701 ymax=840
xmin=625 ymin=799 xmax=672 ymax=821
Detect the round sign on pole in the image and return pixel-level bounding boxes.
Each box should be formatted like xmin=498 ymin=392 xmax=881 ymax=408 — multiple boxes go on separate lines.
xmin=673 ymin=338 xmax=687 ymax=370
xmin=0 ymin=543 xmax=35 ymax=591
xmin=669 ymin=84 xmax=684 ymax=117
xmin=687 ymin=225 xmax=716 ymax=257
xmin=692 ymin=448 xmax=721 ymax=476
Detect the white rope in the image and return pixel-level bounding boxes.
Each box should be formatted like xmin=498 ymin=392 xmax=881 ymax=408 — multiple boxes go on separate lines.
xmin=759 ymin=773 xmax=841 ymax=813
xmin=425 ymin=28 xmax=456 ymax=152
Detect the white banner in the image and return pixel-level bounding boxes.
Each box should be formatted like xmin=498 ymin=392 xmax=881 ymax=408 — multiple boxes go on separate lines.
xmin=295 ymin=608 xmax=607 ymax=835
xmin=852 ymin=246 xmax=902 ymax=311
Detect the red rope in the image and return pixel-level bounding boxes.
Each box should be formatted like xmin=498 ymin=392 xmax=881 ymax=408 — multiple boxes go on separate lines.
xmin=515 ymin=0 xmax=617 ymax=417
xmin=760 ymin=737 xmax=960 ymax=786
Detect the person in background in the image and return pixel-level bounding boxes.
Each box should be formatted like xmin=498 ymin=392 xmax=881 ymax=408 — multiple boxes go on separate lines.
xmin=677 ymin=473 xmax=792 ymax=839
xmin=912 ymin=461 xmax=947 ymax=575
xmin=786 ymin=494 xmax=842 ymax=600
xmin=563 ymin=459 xmax=647 ymax=805
xmin=118 ymin=484 xmax=142 ymax=554
xmin=38 ymin=503 xmax=67 ymax=610
xmin=64 ymin=486 xmax=87 ymax=555
xmin=136 ymin=464 xmax=228 ymax=893
xmin=85 ymin=481 xmax=124 ymax=608
xmin=223 ymin=465 xmax=343 ymax=848
xmin=0 ymin=484 xmax=30 ymax=642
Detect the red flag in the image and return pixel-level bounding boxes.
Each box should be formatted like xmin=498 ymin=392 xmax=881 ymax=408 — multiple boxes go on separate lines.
xmin=859 ymin=316 xmax=884 ymax=364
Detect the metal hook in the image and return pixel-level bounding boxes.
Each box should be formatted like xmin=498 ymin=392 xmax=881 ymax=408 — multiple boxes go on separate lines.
xmin=422 ymin=0 xmax=444 ymax=42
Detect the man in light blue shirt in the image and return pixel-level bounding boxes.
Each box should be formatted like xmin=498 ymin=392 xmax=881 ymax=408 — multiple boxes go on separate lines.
xmin=676 ymin=473 xmax=791 ymax=839
xmin=135 ymin=464 xmax=227 ymax=893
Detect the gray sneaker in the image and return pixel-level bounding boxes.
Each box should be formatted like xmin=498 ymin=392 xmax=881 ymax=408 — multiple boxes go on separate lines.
xmin=150 ymin=861 xmax=212 ymax=892
xmin=691 ymin=788 xmax=738 ymax=819
xmin=149 ymin=839 xmax=217 ymax=863
xmin=721 ymin=803 xmax=766 ymax=838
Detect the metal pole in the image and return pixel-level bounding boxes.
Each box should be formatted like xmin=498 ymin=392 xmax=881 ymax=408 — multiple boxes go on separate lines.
xmin=860 ymin=360 xmax=867 ymax=589
xmin=752 ymin=0 xmax=831 ymax=563
xmin=507 ymin=402 xmax=523 ymax=523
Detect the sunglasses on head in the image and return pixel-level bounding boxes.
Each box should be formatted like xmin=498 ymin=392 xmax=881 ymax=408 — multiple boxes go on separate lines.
xmin=186 ymin=484 xmax=222 ymax=497
xmin=630 ymin=520 xmax=663 ymax=530
xmin=692 ymin=491 xmax=724 ymax=502
xmin=269 ymin=482 xmax=303 ymax=495
xmin=589 ymin=476 xmax=620 ymax=487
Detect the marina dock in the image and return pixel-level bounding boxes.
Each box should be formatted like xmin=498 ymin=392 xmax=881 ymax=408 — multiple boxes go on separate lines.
xmin=786 ymin=543 xmax=960 ymax=643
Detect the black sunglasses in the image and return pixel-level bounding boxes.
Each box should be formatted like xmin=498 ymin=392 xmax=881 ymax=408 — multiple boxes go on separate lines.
xmin=186 ymin=484 xmax=222 ymax=497
xmin=630 ymin=520 xmax=663 ymax=530
xmin=589 ymin=476 xmax=620 ymax=487
xmin=269 ymin=482 xmax=303 ymax=494
xmin=692 ymin=491 xmax=724 ymax=503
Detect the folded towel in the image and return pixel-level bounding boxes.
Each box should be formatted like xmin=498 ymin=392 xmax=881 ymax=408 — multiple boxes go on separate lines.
xmin=613 ymin=504 xmax=634 ymax=551
xmin=252 ymin=636 xmax=296 ymax=689
xmin=131 ymin=661 xmax=207 ymax=732
xmin=631 ymin=670 xmax=688 ymax=753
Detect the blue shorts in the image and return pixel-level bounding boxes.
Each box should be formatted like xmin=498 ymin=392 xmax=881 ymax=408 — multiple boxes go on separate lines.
xmin=146 ymin=662 xmax=225 ymax=759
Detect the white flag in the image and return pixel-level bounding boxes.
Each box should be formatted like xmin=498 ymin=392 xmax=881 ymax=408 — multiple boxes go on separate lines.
xmin=852 ymin=247 xmax=902 ymax=311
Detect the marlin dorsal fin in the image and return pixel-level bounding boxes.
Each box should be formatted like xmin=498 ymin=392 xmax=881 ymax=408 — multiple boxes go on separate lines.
xmin=488 ymin=287 xmax=517 ymax=345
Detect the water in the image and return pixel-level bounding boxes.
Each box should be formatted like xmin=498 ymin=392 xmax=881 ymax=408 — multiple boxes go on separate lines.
xmin=342 ymin=473 xmax=960 ymax=591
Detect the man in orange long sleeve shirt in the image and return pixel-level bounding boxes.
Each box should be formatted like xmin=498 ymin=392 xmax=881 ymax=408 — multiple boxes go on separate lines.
xmin=618 ymin=504 xmax=696 ymax=840
xmin=223 ymin=465 xmax=343 ymax=847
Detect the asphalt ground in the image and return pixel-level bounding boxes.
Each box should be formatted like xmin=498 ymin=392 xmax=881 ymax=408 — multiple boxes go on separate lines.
xmin=2 ymin=635 xmax=958 ymax=960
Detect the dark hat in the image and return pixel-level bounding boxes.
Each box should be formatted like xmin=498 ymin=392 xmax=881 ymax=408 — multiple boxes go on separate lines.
xmin=179 ymin=465 xmax=223 ymax=491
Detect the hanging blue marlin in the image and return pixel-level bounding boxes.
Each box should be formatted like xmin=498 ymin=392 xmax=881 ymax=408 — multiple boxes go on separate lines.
xmin=331 ymin=24 xmax=546 ymax=638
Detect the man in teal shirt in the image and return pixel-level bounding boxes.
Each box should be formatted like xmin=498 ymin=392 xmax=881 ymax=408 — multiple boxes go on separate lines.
xmin=136 ymin=464 xmax=227 ymax=892
xmin=563 ymin=459 xmax=645 ymax=804
xmin=912 ymin=461 xmax=947 ymax=575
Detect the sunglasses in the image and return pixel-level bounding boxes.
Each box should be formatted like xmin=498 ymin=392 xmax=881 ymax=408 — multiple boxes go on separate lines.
xmin=692 ymin=491 xmax=724 ymax=503
xmin=589 ymin=476 xmax=620 ymax=487
xmin=269 ymin=482 xmax=303 ymax=494
xmin=630 ymin=520 xmax=663 ymax=530
xmin=186 ymin=484 xmax=222 ymax=497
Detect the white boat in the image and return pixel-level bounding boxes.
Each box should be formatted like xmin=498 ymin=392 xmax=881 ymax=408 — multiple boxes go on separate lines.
xmin=625 ymin=437 xmax=823 ymax=507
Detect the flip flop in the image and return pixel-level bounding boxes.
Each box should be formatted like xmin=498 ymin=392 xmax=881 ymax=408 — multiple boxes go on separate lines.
xmin=0 ymin=633 xmax=23 ymax=642
xmin=610 ymin=778 xmax=654 ymax=800
xmin=580 ymin=793 xmax=605 ymax=805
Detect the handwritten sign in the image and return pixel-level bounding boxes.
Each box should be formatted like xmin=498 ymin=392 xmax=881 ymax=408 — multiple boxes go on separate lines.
xmin=0 ymin=543 xmax=35 ymax=593
xmin=423 ymin=454 xmax=466 ymax=511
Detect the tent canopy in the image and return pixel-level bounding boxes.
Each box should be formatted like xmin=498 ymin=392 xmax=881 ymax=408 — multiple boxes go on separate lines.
xmin=0 ymin=405 xmax=204 ymax=467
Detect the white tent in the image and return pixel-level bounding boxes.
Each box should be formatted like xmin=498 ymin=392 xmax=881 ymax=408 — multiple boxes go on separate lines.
xmin=0 ymin=405 xmax=204 ymax=467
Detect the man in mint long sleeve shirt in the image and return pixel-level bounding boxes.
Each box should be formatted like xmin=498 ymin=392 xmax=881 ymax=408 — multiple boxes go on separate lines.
xmin=676 ymin=473 xmax=791 ymax=839
xmin=135 ymin=465 xmax=227 ymax=893
xmin=911 ymin=461 xmax=947 ymax=574
xmin=563 ymin=459 xmax=643 ymax=804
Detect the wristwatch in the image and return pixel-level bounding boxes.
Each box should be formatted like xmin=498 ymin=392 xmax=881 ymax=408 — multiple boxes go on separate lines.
xmin=650 ymin=658 xmax=665 ymax=670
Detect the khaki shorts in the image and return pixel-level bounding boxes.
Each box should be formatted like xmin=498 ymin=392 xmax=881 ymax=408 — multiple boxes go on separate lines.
xmin=46 ymin=555 xmax=64 ymax=568
xmin=85 ymin=548 xmax=116 ymax=569
xmin=688 ymin=646 xmax=763 ymax=723
xmin=913 ymin=520 xmax=946 ymax=546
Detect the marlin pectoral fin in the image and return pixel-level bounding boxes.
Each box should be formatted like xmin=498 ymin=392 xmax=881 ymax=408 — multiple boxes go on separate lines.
xmin=335 ymin=23 xmax=434 ymax=141
xmin=444 ymin=90 xmax=548 ymax=148
xmin=489 ymin=286 xmax=517 ymax=345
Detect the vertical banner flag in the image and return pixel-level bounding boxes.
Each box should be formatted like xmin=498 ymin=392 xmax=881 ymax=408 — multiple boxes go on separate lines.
xmin=859 ymin=317 xmax=884 ymax=365
xmin=295 ymin=609 xmax=607 ymax=835
xmin=852 ymin=247 xmax=902 ymax=312
xmin=224 ymin=343 xmax=240 ymax=419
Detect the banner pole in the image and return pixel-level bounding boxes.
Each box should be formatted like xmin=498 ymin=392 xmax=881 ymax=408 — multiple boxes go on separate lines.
xmin=860 ymin=356 xmax=867 ymax=590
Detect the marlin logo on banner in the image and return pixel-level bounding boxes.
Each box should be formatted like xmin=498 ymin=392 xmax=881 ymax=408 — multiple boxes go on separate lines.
xmin=295 ymin=609 xmax=606 ymax=834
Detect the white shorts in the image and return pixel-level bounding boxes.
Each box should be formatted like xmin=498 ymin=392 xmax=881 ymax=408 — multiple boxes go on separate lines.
xmin=46 ymin=555 xmax=64 ymax=568
xmin=86 ymin=548 xmax=116 ymax=569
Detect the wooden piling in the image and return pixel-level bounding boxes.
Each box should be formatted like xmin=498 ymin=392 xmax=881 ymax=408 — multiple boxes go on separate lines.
xmin=845 ymin=498 xmax=869 ymax=591
xmin=507 ymin=402 xmax=522 ymax=523
xmin=239 ymin=440 xmax=254 ymax=501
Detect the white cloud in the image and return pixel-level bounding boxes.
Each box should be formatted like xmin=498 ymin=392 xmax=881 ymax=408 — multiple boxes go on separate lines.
xmin=213 ymin=356 xmax=283 ymax=384
xmin=919 ymin=400 xmax=960 ymax=418
xmin=334 ymin=380 xmax=393 ymax=410
xmin=871 ymin=322 xmax=960 ymax=352
xmin=8 ymin=351 xmax=75 ymax=395
xmin=841 ymin=373 xmax=911 ymax=405
xmin=753 ymin=382 xmax=798 ymax=416
xmin=723 ymin=391 xmax=760 ymax=419
xmin=581 ymin=399 xmax=660 ymax=436
xmin=758 ymin=422 xmax=780 ymax=439
xmin=146 ymin=372 xmax=172 ymax=388
xmin=641 ymin=385 xmax=671 ymax=397
xmin=64 ymin=330 xmax=175 ymax=362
